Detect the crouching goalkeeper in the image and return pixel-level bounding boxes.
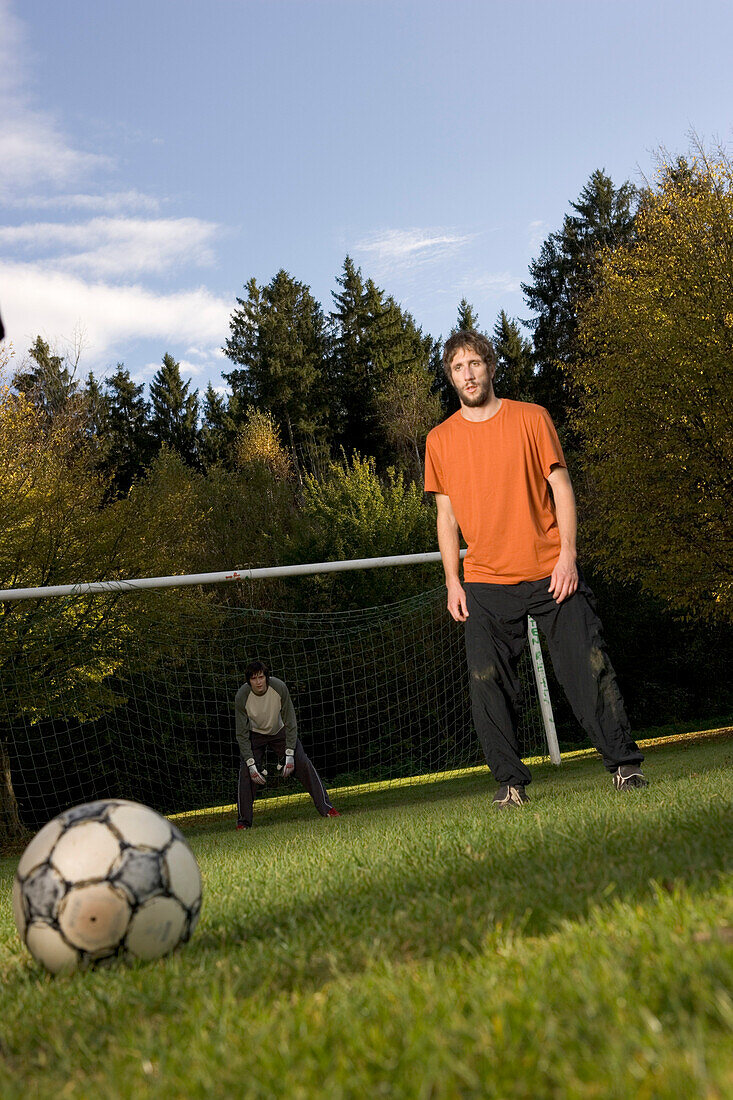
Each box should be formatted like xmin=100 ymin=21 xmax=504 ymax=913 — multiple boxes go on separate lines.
xmin=235 ymin=660 xmax=340 ymax=829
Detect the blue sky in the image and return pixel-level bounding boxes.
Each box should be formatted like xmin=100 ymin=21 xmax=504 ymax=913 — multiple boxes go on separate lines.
xmin=1 ymin=0 xmax=732 ymax=395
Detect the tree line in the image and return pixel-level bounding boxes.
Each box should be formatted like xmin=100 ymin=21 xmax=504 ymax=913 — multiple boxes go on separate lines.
xmin=2 ymin=145 xmax=733 ymax=841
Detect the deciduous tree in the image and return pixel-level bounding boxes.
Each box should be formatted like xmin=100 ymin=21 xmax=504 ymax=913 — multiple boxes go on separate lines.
xmin=376 ymin=365 xmax=442 ymax=481
xmin=571 ymin=149 xmax=733 ymax=622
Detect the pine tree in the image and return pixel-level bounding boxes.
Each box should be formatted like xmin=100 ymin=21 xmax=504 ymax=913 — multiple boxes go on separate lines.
xmin=330 ymin=257 xmax=436 ymax=462
xmin=329 ymin=256 xmax=372 ymax=449
xmin=522 ymin=169 xmax=637 ymax=433
xmin=199 ymin=383 xmax=238 ymax=468
xmin=493 ymin=311 xmax=535 ymax=402
xmin=14 ymin=337 xmax=81 ymax=419
xmin=223 ymin=270 xmax=330 ymax=459
xmin=82 ymin=371 xmax=109 ymax=460
xmin=149 ymin=353 xmax=200 ymax=468
xmin=103 ymin=365 xmax=153 ymax=493
xmin=432 ymin=299 xmax=485 ymax=416
xmin=221 ymin=277 xmax=261 ymax=406
xmin=455 ymin=298 xmax=480 ymax=332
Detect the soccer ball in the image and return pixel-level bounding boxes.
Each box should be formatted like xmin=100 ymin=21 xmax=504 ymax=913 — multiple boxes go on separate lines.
xmin=12 ymin=799 xmax=202 ymax=974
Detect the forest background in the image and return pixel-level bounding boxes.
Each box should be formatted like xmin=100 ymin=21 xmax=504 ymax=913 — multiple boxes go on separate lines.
xmin=1 ymin=147 xmax=732 ymax=839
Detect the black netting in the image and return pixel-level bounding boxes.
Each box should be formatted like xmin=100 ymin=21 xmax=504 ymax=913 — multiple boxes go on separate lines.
xmin=1 ymin=587 xmax=549 ymax=830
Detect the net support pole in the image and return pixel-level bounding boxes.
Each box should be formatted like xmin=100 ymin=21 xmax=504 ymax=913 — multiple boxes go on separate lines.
xmin=527 ymin=616 xmax=561 ymax=765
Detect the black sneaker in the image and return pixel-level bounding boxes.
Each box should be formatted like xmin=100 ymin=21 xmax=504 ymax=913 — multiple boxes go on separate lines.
xmin=613 ymin=765 xmax=648 ymax=791
xmin=492 ymin=784 xmax=529 ymax=810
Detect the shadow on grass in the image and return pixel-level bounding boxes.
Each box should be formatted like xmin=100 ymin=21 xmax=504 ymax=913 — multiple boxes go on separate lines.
xmin=171 ymin=730 xmax=733 ymax=840
xmin=1 ymin=737 xmax=730 ymax=999
xmin=181 ymin=739 xmax=733 ymax=999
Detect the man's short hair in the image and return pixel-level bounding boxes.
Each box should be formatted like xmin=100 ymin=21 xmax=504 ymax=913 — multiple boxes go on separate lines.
xmin=244 ymin=660 xmax=270 ymax=685
xmin=442 ymin=330 xmax=497 ymax=379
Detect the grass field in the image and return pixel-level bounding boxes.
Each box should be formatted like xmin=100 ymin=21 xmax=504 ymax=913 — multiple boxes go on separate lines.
xmin=1 ymin=730 xmax=732 ymax=1099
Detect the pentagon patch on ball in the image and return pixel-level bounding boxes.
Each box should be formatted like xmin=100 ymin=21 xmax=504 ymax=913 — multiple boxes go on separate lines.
xmin=13 ymin=799 xmax=202 ymax=974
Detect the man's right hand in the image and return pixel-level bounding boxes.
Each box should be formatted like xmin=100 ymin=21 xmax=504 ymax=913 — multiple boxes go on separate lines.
xmin=446 ymin=580 xmax=469 ymax=622
xmin=247 ymin=760 xmax=266 ymax=786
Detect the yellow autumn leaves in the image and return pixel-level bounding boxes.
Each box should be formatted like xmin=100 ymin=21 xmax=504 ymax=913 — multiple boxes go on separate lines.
xmin=571 ymin=149 xmax=733 ymax=620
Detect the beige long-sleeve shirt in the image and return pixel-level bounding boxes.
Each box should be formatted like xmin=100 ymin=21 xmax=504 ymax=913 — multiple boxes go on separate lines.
xmin=234 ymin=676 xmax=298 ymax=761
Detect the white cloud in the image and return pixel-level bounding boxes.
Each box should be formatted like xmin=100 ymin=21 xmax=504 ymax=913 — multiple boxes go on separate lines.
xmin=354 ymin=227 xmax=473 ymax=271
xmin=0 ymin=3 xmax=230 ymax=383
xmin=132 ymin=361 xmax=163 ymax=383
xmin=0 ymin=117 xmax=112 ymax=195
xmin=527 ymin=219 xmax=548 ymax=254
xmin=7 ymin=190 xmax=162 ymax=215
xmin=184 ymin=344 xmax=226 ymax=362
xmin=0 ymin=216 xmax=221 ymax=278
xmin=178 ymin=358 xmax=208 ymax=377
xmin=133 ymin=357 xmax=211 ymax=384
xmin=0 ymin=260 xmax=232 ymax=367
xmin=0 ymin=2 xmax=111 ymax=198
xmin=467 ymin=272 xmax=523 ymax=295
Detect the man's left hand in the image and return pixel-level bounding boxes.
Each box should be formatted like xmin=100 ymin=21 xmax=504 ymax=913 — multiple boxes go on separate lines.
xmin=548 ymin=553 xmax=578 ymax=604
xmin=282 ymin=751 xmax=295 ymax=778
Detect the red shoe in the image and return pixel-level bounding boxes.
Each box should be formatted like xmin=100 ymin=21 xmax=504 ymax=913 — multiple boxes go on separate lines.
xmin=236 ymin=823 xmax=251 ymax=830
xmin=326 ymin=808 xmax=341 ymax=817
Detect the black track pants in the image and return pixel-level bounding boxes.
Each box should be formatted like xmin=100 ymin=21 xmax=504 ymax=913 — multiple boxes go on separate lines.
xmin=464 ymin=577 xmax=643 ymax=787
xmin=237 ymin=729 xmax=333 ymax=827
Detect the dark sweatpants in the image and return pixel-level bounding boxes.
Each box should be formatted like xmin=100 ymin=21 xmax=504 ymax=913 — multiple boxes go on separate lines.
xmin=237 ymin=728 xmax=333 ymax=827
xmin=464 ymin=576 xmax=643 ymax=787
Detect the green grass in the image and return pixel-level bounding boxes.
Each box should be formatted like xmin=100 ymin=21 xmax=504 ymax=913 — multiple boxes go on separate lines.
xmin=1 ymin=731 xmax=732 ymax=1099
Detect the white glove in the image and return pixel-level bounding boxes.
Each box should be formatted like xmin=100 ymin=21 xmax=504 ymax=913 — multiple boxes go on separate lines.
xmin=247 ymin=758 xmax=266 ymax=786
xmin=282 ymin=750 xmax=295 ymax=778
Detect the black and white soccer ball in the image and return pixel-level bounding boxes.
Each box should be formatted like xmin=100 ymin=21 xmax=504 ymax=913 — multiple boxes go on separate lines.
xmin=12 ymin=799 xmax=202 ymax=974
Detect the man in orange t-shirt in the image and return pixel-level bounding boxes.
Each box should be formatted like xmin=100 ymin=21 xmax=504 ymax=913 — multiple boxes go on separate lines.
xmin=424 ymin=330 xmax=647 ymax=808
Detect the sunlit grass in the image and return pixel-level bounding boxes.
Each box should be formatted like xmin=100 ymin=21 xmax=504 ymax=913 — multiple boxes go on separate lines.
xmin=1 ymin=731 xmax=731 ymax=1099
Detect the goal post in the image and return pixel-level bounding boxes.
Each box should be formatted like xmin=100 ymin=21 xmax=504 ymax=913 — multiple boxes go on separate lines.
xmin=527 ymin=617 xmax=561 ymax=765
xmin=0 ymin=553 xmax=560 ymax=834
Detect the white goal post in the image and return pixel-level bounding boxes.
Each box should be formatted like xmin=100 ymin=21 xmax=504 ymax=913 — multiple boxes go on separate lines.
xmin=0 ymin=550 xmax=561 ymax=765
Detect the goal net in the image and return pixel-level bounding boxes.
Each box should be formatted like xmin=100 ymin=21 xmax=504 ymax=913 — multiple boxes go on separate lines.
xmin=1 ymin=582 xmax=553 ymax=834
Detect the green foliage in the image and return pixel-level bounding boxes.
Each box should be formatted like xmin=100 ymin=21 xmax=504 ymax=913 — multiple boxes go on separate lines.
xmin=523 ymin=169 xmax=638 ymax=436
xmin=330 ymin=256 xmax=437 ymax=462
xmin=0 ymin=385 xmax=211 ymax=837
xmin=0 ymin=385 xmax=125 ymax=597
xmin=198 ymin=382 xmax=239 ymax=469
xmin=493 ymin=310 xmax=535 ymax=402
xmin=376 ymin=364 xmax=443 ymax=481
xmin=13 ymin=336 xmax=82 ymax=420
xmin=223 ymin=270 xmax=331 ymax=454
xmin=190 ymin=464 xmax=297 ymax=581
xmin=299 ymin=454 xmax=433 ymax=560
xmin=99 ymin=364 xmax=153 ymax=493
xmin=149 ymin=353 xmax=200 ymax=468
xmin=125 ymin=447 xmax=209 ymax=576
xmin=291 ymin=454 xmax=438 ymax=606
xmin=572 ymin=149 xmax=733 ymax=622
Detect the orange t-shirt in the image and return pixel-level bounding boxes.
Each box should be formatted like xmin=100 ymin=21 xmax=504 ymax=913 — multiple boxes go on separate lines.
xmin=424 ymin=400 xmax=566 ymax=584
